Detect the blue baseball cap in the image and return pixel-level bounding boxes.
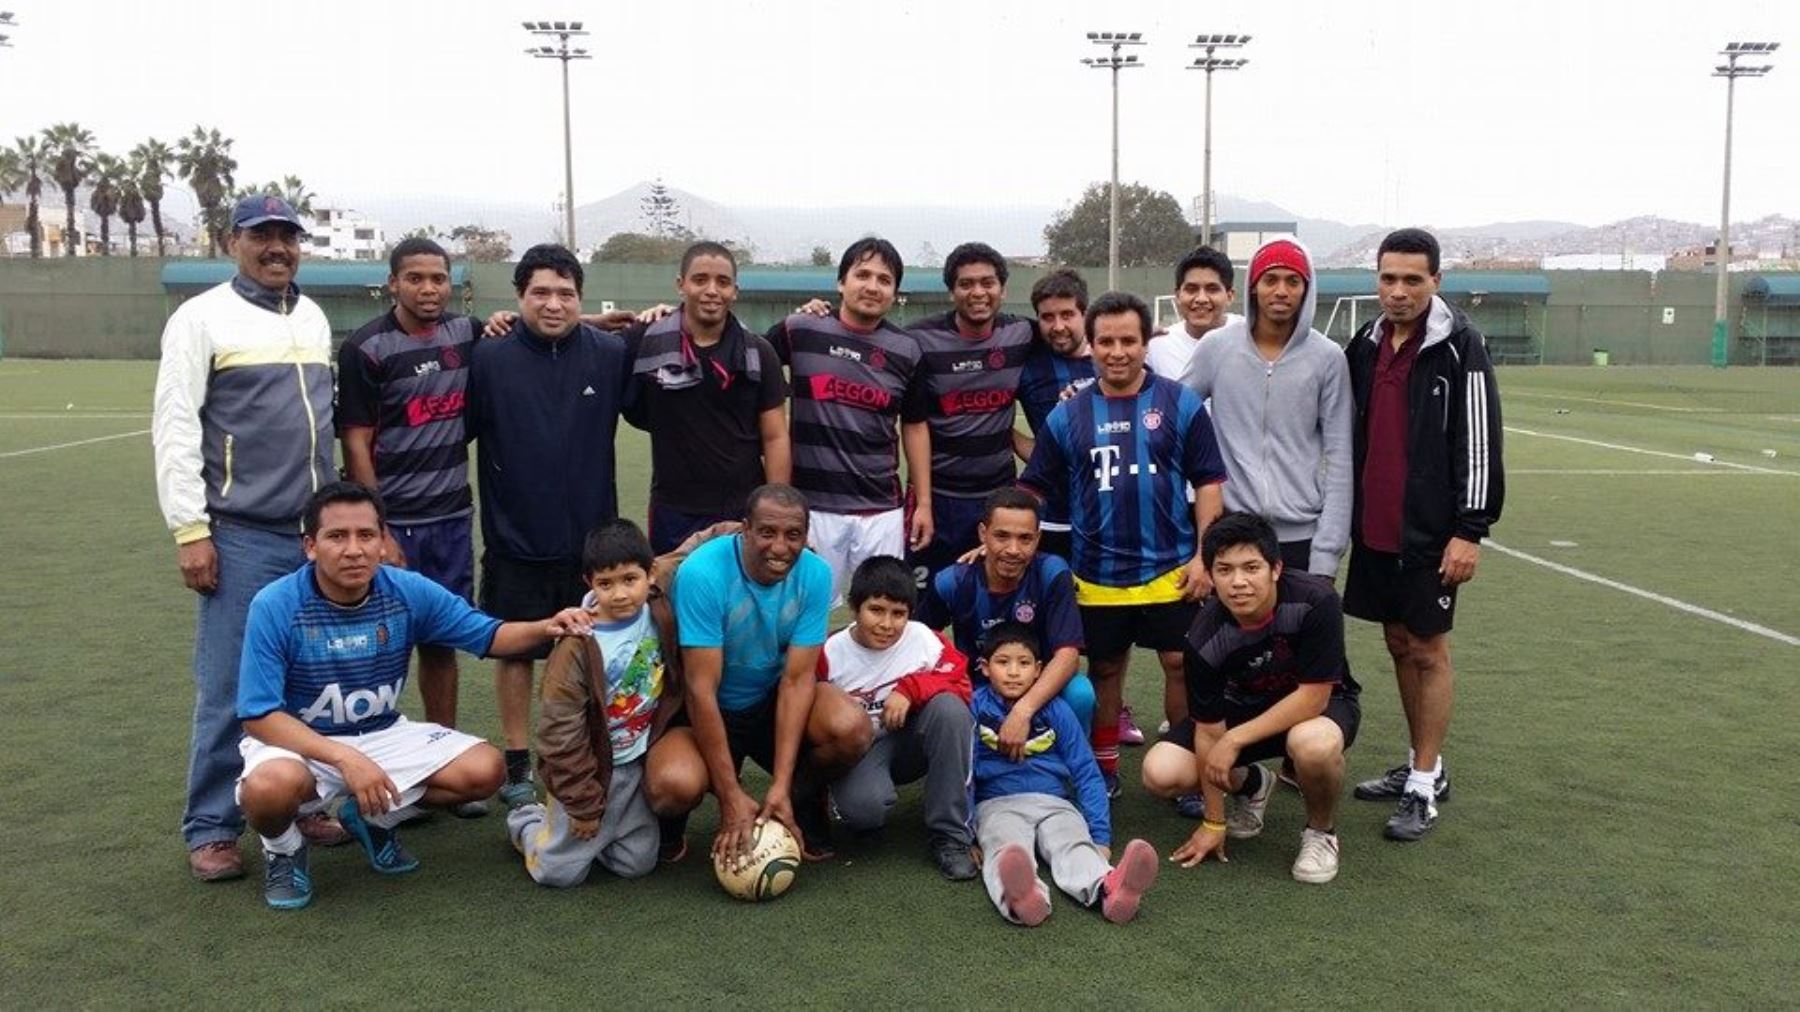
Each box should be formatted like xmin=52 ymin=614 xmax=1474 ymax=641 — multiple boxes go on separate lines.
xmin=231 ymin=194 xmax=307 ymax=233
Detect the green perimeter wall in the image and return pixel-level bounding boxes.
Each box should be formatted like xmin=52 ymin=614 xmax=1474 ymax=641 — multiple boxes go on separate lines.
xmin=0 ymin=258 xmax=1774 ymax=365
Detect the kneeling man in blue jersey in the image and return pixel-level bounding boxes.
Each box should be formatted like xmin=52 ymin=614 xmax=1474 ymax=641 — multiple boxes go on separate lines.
xmin=1141 ymin=512 xmax=1361 ymax=884
xmin=914 ymin=488 xmax=1094 ymax=734
xmin=235 ymin=483 xmax=594 ymax=909
xmin=1018 ymin=292 xmax=1228 ymax=801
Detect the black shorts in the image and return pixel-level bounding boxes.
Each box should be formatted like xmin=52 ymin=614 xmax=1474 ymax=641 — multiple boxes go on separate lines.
xmin=1080 ymin=600 xmax=1197 ymax=661
xmin=905 ymin=491 xmax=987 ymax=590
xmin=478 ymin=551 xmax=587 ymax=660
xmin=1279 ymin=539 xmax=1312 ymax=575
xmin=1037 ymin=526 xmax=1073 ymax=563
xmin=1160 ymin=692 xmax=1361 ymax=764
xmin=672 ymin=695 xmax=780 ymax=775
xmin=1342 ymin=545 xmax=1456 ymax=636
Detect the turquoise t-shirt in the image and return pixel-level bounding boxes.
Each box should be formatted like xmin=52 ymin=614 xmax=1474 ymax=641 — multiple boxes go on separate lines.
xmin=672 ymin=535 xmax=832 ymax=711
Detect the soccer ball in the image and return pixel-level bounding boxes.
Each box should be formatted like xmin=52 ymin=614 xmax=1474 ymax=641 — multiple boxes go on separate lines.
xmin=713 ymin=820 xmax=801 ymax=902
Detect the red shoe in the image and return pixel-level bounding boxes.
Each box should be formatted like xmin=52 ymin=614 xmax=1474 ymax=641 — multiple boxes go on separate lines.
xmin=188 ymin=841 xmax=244 ymax=882
xmin=1100 ymin=838 xmax=1159 ymax=924
xmin=298 ymin=811 xmax=351 ymax=847
xmin=995 ymin=844 xmax=1049 ymax=926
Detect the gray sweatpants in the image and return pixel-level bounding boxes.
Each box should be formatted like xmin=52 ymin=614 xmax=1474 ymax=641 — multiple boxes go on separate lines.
xmin=830 ymin=694 xmax=973 ymax=844
xmin=506 ymin=760 xmax=657 ymax=887
xmin=974 ymin=792 xmax=1110 ymax=923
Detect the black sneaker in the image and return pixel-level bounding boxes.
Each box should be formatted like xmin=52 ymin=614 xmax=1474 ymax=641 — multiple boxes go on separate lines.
xmin=793 ymin=792 xmax=836 ymax=861
xmin=929 ymin=835 xmax=979 ymax=881
xmin=1383 ymin=790 xmax=1438 ymax=842
xmin=263 ymin=846 xmax=313 ymax=910
xmin=1353 ymin=762 xmax=1450 ymax=802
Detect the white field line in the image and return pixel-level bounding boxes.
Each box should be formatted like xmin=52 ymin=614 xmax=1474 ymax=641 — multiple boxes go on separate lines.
xmin=0 ymin=412 xmax=152 ymax=420
xmin=0 ymin=429 xmax=151 ymax=458
xmin=1511 ymin=468 xmax=1773 ymax=476
xmin=1504 ymin=426 xmax=1799 ymax=476
xmin=1488 ymin=541 xmax=1800 ymax=647
xmin=1507 ymin=390 xmax=1724 ymax=413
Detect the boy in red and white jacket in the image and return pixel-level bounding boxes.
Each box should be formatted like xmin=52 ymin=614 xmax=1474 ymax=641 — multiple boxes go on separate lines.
xmin=818 ymin=555 xmax=978 ymax=880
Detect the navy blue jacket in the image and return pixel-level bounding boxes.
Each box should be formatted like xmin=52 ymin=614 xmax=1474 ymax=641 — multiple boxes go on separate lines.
xmin=467 ymin=321 xmax=630 ymax=562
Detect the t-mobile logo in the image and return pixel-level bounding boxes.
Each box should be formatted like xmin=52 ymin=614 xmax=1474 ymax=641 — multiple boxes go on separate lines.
xmin=1089 ymin=445 xmax=1155 ymax=492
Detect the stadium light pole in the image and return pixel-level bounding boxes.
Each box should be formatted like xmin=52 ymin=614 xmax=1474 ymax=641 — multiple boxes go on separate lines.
xmin=1710 ymin=41 xmax=1778 ymax=368
xmin=1084 ymin=31 xmax=1145 ymax=291
xmin=1187 ymin=34 xmax=1249 ymax=249
xmin=0 ymin=10 xmax=18 ymax=50
xmin=523 ymin=20 xmax=591 ymax=251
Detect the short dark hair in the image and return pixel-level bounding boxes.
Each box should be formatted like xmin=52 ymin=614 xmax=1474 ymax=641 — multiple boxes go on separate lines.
xmin=1029 ymin=268 xmax=1089 ymax=313
xmin=1085 ymin=290 xmax=1152 ymax=343
xmin=680 ymin=240 xmax=737 ymax=278
xmin=942 ymin=241 xmax=1008 ymax=290
xmin=847 ymin=555 xmax=916 ymax=611
xmin=389 ymin=237 xmax=451 ymax=277
xmin=836 ymin=237 xmax=904 ymax=289
xmin=981 ymin=487 xmax=1041 ymax=525
xmin=513 ymin=243 xmax=584 ymax=296
xmin=303 ymin=481 xmax=386 ymax=538
xmin=582 ymin=518 xmax=654 ymax=576
xmin=1175 ymin=246 xmax=1234 ymax=291
xmin=1378 ymin=228 xmax=1441 ymax=275
xmin=1200 ymin=511 xmax=1282 ymax=569
xmin=745 ymin=482 xmax=809 ymax=522
xmin=981 ymin=620 xmax=1040 ymax=662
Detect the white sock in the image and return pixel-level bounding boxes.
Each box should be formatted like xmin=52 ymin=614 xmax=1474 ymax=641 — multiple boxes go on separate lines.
xmin=1405 ymin=761 xmax=1440 ymax=801
xmin=261 ymin=824 xmax=304 ymax=856
xmin=1407 ymin=747 xmax=1417 ymax=768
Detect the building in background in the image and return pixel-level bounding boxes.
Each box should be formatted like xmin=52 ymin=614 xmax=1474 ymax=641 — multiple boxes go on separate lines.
xmin=1208 ymin=219 xmax=1298 ymax=262
xmin=305 ymin=207 xmax=385 ymax=261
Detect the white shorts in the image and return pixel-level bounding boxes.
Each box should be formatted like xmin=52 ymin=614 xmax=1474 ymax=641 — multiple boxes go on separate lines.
xmin=235 ymin=717 xmax=486 ymax=812
xmin=808 ymin=507 xmax=905 ymax=605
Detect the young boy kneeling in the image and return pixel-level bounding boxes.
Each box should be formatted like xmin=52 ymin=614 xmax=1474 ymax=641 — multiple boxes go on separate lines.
xmin=509 ymin=520 xmax=684 ymax=885
xmin=973 ymin=623 xmax=1158 ymax=926
xmin=821 ymin=555 xmax=978 ymax=880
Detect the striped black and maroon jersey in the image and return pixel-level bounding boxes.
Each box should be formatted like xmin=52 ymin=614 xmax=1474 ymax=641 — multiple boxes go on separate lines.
xmin=907 ymin=311 xmax=1035 ymax=500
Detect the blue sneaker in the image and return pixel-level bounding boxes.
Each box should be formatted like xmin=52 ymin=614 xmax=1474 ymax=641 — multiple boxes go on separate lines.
xmin=1174 ymin=793 xmax=1207 ymax=819
xmin=498 ymin=780 xmax=537 ymax=811
xmin=338 ymin=797 xmax=420 ymax=875
xmin=263 ymin=846 xmax=312 ymax=910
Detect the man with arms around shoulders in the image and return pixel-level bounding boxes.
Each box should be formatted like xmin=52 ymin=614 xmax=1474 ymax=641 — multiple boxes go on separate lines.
xmin=653 ymin=484 xmax=874 ymax=864
xmin=1146 ymin=245 xmax=1241 ymax=380
xmin=1017 ymin=292 xmax=1229 ymax=800
xmin=1141 ymin=511 xmax=1361 ymax=884
xmin=1343 ymin=228 xmax=1504 ymax=842
xmin=904 ymin=242 xmax=1036 ymax=588
xmin=153 ymin=193 xmax=348 ymax=881
xmin=1013 ymin=268 xmax=1097 ymax=564
xmin=337 ymin=238 xmax=488 ymax=819
xmin=1179 ymin=236 xmax=1353 ymax=579
xmin=235 ymin=482 xmax=595 ymax=909
xmin=466 ymin=243 xmax=632 ymax=809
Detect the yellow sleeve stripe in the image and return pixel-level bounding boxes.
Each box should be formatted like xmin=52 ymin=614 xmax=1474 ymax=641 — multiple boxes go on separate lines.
xmin=1074 ymin=567 xmax=1187 ymax=606
xmin=212 ymin=346 xmax=332 ymax=370
xmin=173 ymin=521 xmax=211 ymax=545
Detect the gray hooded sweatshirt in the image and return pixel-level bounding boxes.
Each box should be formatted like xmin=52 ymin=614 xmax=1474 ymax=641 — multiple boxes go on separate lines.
xmin=1178 ymin=236 xmax=1353 ymax=575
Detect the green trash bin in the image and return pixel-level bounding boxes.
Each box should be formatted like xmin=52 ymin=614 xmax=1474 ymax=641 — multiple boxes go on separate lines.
xmin=1592 ymin=349 xmax=1610 ymax=367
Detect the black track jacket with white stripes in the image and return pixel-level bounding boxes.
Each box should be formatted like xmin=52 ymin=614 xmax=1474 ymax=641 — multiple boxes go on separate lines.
xmin=1347 ymin=296 xmax=1504 ymax=563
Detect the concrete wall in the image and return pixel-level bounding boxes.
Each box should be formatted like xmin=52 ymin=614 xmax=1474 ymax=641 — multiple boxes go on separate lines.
xmin=0 ymin=257 xmax=1774 ymax=365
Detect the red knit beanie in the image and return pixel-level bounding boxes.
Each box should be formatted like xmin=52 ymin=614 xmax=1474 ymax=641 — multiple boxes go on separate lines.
xmin=1249 ymin=239 xmax=1311 ymax=288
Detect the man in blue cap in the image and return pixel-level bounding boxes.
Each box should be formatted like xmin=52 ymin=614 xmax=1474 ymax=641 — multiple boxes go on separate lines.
xmin=153 ymin=193 xmax=352 ymax=882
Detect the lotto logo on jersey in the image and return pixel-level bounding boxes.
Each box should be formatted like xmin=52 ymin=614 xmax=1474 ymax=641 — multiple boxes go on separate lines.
xmin=810 ymin=373 xmax=893 ymax=411
xmin=828 ymin=344 xmax=865 ymax=364
xmin=1089 ymin=445 xmax=1157 ymax=492
xmin=939 ymin=388 xmax=1014 ymax=415
xmin=1095 ymin=419 xmax=1132 ymax=436
xmin=298 ymin=678 xmax=404 ymax=726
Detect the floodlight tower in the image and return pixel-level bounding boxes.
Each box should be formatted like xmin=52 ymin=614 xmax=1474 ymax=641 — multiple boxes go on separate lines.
xmin=1083 ymin=31 xmax=1145 ymax=290
xmin=0 ymin=10 xmax=18 ymax=50
xmin=1710 ymin=41 xmax=1778 ymax=367
xmin=523 ymin=20 xmax=591 ymax=250
xmin=1187 ymin=34 xmax=1250 ymax=248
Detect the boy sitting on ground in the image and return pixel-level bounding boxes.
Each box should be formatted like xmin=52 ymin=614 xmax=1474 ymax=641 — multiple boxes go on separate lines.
xmin=508 ymin=520 xmax=686 ymax=886
xmin=820 ymin=555 xmax=978 ymax=879
xmin=972 ymin=622 xmax=1159 ymax=926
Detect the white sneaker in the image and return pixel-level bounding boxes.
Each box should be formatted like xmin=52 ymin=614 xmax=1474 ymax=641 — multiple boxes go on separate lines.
xmin=1226 ymin=764 xmax=1273 ymax=839
xmin=1291 ymin=827 xmax=1340 ymax=884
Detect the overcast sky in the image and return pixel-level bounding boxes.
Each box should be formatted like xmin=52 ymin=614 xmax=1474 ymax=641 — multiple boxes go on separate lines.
xmin=5 ymin=0 xmax=1797 ymax=230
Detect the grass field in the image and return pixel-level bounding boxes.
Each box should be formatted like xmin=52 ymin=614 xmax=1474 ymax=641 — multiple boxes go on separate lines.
xmin=1 ymin=360 xmax=1796 ymax=1008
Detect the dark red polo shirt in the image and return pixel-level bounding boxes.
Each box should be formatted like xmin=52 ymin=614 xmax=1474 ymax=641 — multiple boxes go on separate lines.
xmin=1360 ymin=321 xmax=1422 ymax=552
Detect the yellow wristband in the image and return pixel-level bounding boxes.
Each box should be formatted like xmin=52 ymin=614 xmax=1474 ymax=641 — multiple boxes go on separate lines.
xmin=1202 ymin=820 xmax=1228 ymax=833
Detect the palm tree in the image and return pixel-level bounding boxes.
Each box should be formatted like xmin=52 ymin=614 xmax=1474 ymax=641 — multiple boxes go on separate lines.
xmin=129 ymin=138 xmax=174 ymax=256
xmin=175 ymin=126 xmax=236 ymax=257
xmin=10 ymin=136 xmax=47 ymax=258
xmin=43 ymin=122 xmax=96 ymax=256
xmin=87 ymin=153 xmax=124 ymax=255
xmin=117 ymin=159 xmax=147 ymax=257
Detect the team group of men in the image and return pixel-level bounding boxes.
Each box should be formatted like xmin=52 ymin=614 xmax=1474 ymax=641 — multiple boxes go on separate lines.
xmin=151 ymin=192 xmax=1504 ymax=911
